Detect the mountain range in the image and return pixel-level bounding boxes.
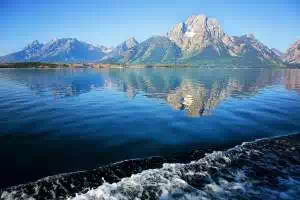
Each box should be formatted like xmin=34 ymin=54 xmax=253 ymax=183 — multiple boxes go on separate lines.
xmin=0 ymin=14 xmax=299 ymax=66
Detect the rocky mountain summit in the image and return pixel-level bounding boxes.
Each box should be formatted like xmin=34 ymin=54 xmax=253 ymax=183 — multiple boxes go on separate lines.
xmin=108 ymin=37 xmax=139 ymax=56
xmin=282 ymin=40 xmax=300 ymax=64
xmin=167 ymin=15 xmax=281 ymax=65
xmin=99 ymin=37 xmax=139 ymax=63
xmin=98 ymin=45 xmax=113 ymax=54
xmin=118 ymin=37 xmax=139 ymax=53
xmin=167 ymin=15 xmax=226 ymax=54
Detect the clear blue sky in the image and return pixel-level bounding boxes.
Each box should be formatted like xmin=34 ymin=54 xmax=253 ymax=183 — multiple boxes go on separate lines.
xmin=0 ymin=0 xmax=299 ymax=56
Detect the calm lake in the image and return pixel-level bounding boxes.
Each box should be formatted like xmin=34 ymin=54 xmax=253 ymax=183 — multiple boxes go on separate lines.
xmin=0 ymin=67 xmax=300 ymax=189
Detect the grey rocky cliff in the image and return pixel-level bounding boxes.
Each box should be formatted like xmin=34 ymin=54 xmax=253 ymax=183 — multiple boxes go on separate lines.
xmin=167 ymin=15 xmax=226 ymax=54
xmin=283 ymin=40 xmax=300 ymax=64
xmin=113 ymin=37 xmax=139 ymax=55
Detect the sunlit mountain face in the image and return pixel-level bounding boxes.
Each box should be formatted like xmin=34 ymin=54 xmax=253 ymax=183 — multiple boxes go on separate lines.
xmin=1 ymin=14 xmax=294 ymax=66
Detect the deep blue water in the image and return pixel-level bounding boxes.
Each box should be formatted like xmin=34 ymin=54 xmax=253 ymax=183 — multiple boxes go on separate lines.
xmin=0 ymin=67 xmax=300 ymax=189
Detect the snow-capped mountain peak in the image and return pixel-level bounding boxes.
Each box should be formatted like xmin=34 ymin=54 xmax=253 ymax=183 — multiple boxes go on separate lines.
xmin=167 ymin=14 xmax=225 ymax=52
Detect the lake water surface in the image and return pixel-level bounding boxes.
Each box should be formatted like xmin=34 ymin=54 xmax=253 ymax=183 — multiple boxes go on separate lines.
xmin=0 ymin=67 xmax=300 ymax=190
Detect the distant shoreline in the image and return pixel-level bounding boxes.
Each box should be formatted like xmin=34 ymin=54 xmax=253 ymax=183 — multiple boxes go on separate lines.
xmin=0 ymin=62 xmax=299 ymax=69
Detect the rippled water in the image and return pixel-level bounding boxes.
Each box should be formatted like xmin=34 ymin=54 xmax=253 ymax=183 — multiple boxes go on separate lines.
xmin=0 ymin=67 xmax=300 ymax=191
xmin=69 ymin=134 xmax=300 ymax=200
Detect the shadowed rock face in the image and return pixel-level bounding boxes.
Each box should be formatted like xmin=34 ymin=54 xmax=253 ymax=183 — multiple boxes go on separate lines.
xmin=99 ymin=37 xmax=140 ymax=63
xmin=112 ymin=37 xmax=139 ymax=55
xmin=224 ymin=34 xmax=282 ymax=64
xmin=283 ymin=40 xmax=300 ymax=64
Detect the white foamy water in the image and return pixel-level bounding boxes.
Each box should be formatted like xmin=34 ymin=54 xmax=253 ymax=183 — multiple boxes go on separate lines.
xmin=69 ymin=137 xmax=300 ymax=200
xmin=1 ymin=134 xmax=300 ymax=200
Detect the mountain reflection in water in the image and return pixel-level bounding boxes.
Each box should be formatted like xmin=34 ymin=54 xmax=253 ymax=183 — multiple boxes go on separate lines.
xmin=100 ymin=68 xmax=300 ymax=116
xmin=1 ymin=68 xmax=300 ymax=117
xmin=0 ymin=67 xmax=300 ymax=189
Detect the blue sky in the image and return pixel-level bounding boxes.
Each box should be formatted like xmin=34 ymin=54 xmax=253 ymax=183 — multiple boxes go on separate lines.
xmin=0 ymin=0 xmax=299 ymax=55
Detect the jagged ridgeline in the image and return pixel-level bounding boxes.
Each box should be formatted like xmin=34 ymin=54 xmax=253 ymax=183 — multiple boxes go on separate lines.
xmin=0 ymin=39 xmax=107 ymax=64
xmin=0 ymin=14 xmax=299 ymax=66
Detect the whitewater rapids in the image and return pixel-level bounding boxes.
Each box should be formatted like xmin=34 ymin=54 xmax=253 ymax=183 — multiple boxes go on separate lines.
xmin=1 ymin=133 xmax=300 ymax=200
